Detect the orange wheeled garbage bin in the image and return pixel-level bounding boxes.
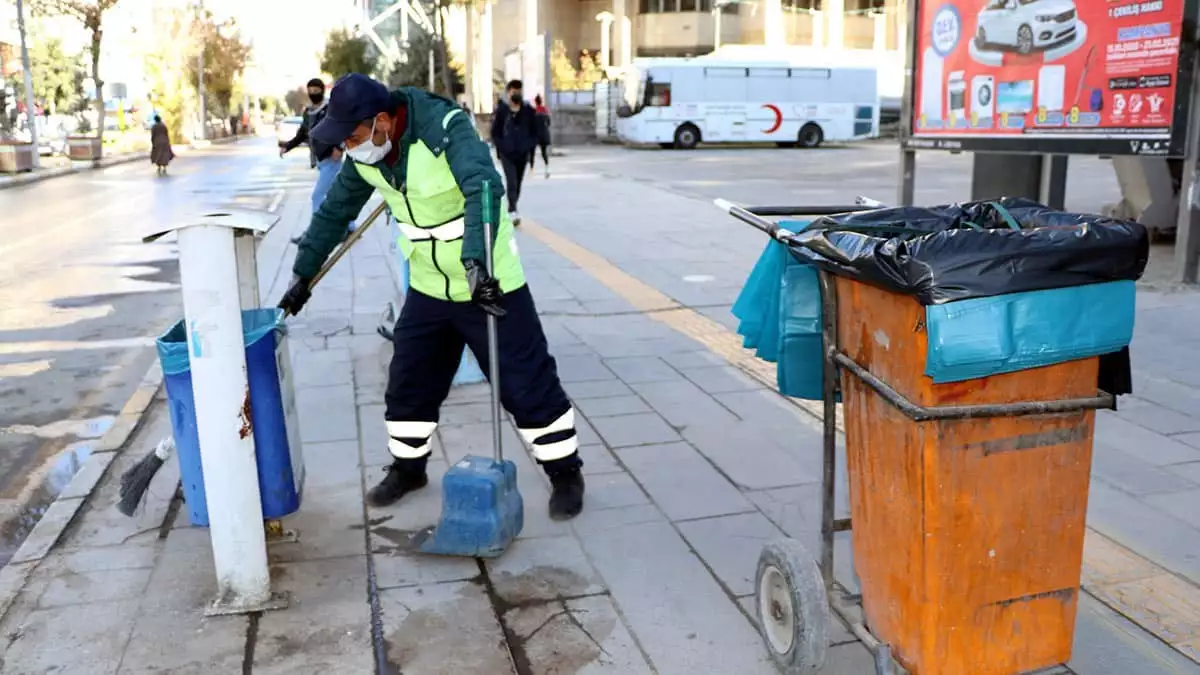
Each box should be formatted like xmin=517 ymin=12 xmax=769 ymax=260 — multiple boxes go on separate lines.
xmin=836 ymin=276 xmax=1101 ymax=675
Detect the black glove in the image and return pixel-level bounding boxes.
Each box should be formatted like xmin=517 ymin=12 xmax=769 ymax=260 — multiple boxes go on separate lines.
xmin=278 ymin=275 xmax=312 ymax=316
xmin=464 ymin=260 xmax=506 ymax=317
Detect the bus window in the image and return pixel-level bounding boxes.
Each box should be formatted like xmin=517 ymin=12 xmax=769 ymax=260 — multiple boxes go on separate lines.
xmin=704 ymin=67 xmax=749 ymax=101
xmin=748 ymin=68 xmax=788 ymax=101
xmin=648 ymin=81 xmax=672 ymax=107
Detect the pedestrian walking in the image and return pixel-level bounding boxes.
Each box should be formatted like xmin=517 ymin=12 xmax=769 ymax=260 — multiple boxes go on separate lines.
xmin=490 ymin=80 xmax=540 ymax=225
xmin=229 ymin=114 xmax=240 ymax=139
xmin=531 ymin=94 xmax=551 ymax=179
xmin=279 ymin=77 xmax=357 ymax=245
xmin=149 ymin=115 xmax=174 ymax=177
xmin=277 ymin=74 xmax=585 ymax=520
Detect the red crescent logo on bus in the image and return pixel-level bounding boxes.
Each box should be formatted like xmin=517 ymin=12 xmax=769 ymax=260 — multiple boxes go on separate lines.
xmin=763 ymin=104 xmax=783 ymax=133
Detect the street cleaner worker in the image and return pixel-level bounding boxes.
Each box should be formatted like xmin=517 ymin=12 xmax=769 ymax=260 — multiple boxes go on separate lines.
xmin=277 ymin=73 xmax=585 ymax=520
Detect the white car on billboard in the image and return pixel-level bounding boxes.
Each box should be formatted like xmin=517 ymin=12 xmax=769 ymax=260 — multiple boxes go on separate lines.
xmin=974 ymin=0 xmax=1078 ymax=55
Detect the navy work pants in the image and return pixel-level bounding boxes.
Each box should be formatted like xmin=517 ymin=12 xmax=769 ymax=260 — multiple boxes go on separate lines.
xmin=383 ymin=285 xmax=581 ymax=472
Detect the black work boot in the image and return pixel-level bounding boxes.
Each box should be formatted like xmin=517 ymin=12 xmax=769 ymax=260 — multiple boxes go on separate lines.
xmin=543 ymin=454 xmax=585 ymax=520
xmin=367 ymin=456 xmax=429 ymax=508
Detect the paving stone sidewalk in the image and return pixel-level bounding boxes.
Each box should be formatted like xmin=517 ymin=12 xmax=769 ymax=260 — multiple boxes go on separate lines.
xmin=0 ymin=167 xmax=1198 ymax=673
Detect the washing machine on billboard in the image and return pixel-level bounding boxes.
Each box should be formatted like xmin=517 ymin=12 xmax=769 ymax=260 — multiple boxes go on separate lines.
xmin=970 ymin=75 xmax=995 ymax=123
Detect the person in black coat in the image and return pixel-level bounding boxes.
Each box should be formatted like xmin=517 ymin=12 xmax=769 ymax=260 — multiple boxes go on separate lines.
xmin=490 ymin=79 xmax=539 ymax=224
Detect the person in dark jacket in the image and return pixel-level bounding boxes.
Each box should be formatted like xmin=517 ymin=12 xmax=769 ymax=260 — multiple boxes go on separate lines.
xmin=490 ymin=79 xmax=539 ymax=224
xmin=531 ymin=94 xmax=551 ymax=179
xmin=280 ymin=77 xmax=356 ymax=244
xmin=149 ymin=115 xmax=173 ymax=176
xmin=276 ymin=74 xmax=585 ymax=520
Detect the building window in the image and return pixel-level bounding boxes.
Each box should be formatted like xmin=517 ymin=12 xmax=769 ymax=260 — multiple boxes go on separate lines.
xmin=782 ymin=0 xmax=821 ymax=11
xmin=641 ymin=0 xmax=705 ymax=12
xmin=847 ymin=0 xmax=885 ymax=10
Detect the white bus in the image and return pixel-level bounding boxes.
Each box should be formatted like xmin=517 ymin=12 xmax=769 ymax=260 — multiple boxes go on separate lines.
xmin=615 ymin=57 xmax=879 ymax=149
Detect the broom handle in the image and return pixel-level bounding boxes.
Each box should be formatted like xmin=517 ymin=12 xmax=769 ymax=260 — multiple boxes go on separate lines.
xmin=307 ymin=201 xmax=389 ymax=292
xmin=483 ymin=181 xmax=503 ymax=463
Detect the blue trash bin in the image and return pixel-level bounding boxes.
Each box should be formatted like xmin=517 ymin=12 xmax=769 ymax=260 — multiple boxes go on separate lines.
xmin=157 ymin=308 xmax=305 ymax=526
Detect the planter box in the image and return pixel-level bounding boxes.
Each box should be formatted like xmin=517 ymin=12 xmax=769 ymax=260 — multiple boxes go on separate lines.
xmin=0 ymin=142 xmax=36 ymax=174
xmin=67 ymin=136 xmax=103 ymax=166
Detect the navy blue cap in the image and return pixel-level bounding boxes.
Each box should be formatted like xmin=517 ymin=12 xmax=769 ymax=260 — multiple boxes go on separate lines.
xmin=310 ymin=73 xmax=392 ymax=146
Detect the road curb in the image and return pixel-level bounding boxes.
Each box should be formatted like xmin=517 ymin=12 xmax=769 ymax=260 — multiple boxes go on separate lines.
xmin=0 ymin=151 xmax=145 ymax=191
xmin=0 ymin=135 xmax=243 ymax=191
xmin=0 ymin=360 xmax=164 ymax=621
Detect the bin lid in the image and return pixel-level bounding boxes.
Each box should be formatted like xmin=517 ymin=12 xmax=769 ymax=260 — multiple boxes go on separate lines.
xmin=142 ymin=209 xmax=280 ymax=243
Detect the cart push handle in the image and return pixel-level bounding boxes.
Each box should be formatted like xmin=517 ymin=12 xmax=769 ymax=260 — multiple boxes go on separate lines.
xmin=713 ymin=197 xmax=887 ymax=242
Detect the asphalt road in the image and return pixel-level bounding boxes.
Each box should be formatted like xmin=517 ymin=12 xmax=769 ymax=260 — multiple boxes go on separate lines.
xmin=0 ymin=137 xmax=312 ymax=562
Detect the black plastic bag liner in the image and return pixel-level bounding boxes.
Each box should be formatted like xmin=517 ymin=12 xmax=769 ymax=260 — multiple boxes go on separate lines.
xmin=788 ymin=197 xmax=1149 ymax=305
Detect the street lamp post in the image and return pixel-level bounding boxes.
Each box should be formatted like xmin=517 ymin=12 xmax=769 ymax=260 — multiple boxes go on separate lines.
xmin=15 ymin=0 xmax=40 ymax=169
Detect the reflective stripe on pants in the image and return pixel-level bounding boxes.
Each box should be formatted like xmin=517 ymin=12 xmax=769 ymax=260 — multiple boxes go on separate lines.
xmin=385 ymin=420 xmax=436 ymax=459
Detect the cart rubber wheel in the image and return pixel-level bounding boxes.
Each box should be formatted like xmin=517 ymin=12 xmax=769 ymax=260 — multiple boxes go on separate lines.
xmin=755 ymin=538 xmax=830 ymax=673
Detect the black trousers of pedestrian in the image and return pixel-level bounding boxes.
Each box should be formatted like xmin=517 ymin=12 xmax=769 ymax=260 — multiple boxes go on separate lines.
xmin=383 ymin=285 xmax=582 ymax=474
xmin=499 ymin=154 xmax=526 ymax=212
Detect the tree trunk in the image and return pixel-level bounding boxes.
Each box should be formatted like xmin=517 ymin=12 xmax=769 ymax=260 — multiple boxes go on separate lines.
xmin=91 ymin=25 xmax=105 ymax=143
xmin=436 ymin=4 xmax=454 ymax=97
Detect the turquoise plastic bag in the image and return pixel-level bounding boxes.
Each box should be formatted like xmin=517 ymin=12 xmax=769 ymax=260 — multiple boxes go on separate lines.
xmin=776 ymin=258 xmax=826 ymax=400
xmin=732 ymin=240 xmax=787 ymax=361
xmin=156 ymin=308 xmax=285 ymax=377
xmin=732 ymin=219 xmax=828 ymax=401
xmin=925 ymin=281 xmax=1136 ymax=383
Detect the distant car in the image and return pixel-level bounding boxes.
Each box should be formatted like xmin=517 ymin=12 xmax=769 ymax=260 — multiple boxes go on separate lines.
xmin=975 ymin=0 xmax=1078 ymax=55
xmin=13 ymin=127 xmax=67 ymax=156
xmin=276 ymin=116 xmax=303 ymax=144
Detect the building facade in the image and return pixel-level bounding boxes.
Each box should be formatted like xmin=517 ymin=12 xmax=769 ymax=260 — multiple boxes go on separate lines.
xmin=486 ymin=0 xmax=907 ymax=67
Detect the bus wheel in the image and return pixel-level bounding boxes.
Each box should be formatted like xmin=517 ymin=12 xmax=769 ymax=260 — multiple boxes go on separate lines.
xmin=674 ymin=124 xmax=701 ymax=150
xmin=798 ymin=123 xmax=824 ymax=149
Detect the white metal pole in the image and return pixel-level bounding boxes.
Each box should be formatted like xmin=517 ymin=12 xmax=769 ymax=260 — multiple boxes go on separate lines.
xmin=429 ymin=48 xmax=436 ymax=92
xmin=177 ymin=224 xmax=270 ymax=612
xmin=714 ymin=7 xmax=723 ymax=50
xmin=15 ymin=0 xmax=40 ymax=170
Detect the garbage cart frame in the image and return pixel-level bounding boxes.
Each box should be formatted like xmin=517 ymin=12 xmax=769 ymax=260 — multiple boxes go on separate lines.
xmin=722 ymin=201 xmax=1114 ymax=675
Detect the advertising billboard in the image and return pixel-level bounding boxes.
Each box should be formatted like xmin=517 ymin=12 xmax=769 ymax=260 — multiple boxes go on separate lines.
xmin=904 ymin=0 xmax=1197 ymax=156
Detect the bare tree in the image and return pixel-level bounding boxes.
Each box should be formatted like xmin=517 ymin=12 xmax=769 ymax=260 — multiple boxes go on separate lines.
xmin=33 ymin=0 xmax=121 ymax=141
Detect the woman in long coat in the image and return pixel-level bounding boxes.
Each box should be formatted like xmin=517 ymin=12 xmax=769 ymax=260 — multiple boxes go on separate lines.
xmin=150 ymin=115 xmax=174 ymax=176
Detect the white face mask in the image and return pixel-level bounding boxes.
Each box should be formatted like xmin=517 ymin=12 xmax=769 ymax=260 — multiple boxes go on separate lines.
xmin=346 ymin=116 xmax=392 ymax=164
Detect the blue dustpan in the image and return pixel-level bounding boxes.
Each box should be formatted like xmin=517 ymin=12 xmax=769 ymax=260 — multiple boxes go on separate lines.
xmin=418 ymin=455 xmax=524 ymax=557
xmin=419 ymin=180 xmax=524 ymax=558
